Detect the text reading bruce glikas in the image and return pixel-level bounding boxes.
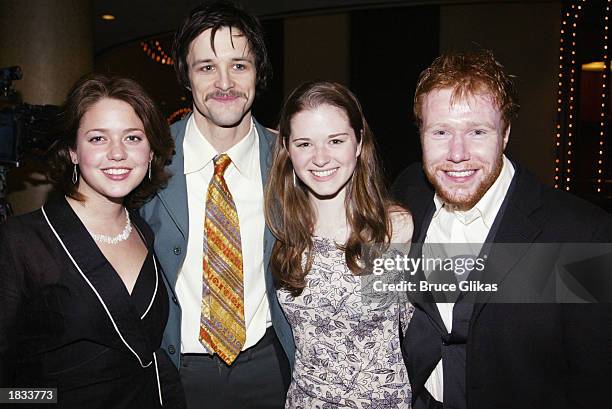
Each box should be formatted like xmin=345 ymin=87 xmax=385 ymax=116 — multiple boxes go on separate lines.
xmin=371 ymin=253 xmax=498 ymax=293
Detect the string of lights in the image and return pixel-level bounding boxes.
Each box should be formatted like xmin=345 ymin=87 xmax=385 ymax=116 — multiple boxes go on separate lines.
xmin=597 ymin=1 xmax=610 ymax=194
xmin=140 ymin=40 xmax=173 ymax=65
xmin=554 ymin=3 xmax=568 ymax=189
xmin=554 ymin=0 xmax=584 ymax=191
xmin=167 ymin=107 xmax=192 ymax=124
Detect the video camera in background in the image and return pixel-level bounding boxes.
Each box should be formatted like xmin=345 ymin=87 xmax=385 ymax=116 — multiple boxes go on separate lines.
xmin=0 ymin=66 xmax=61 ymax=222
xmin=0 ymin=66 xmax=60 ymax=167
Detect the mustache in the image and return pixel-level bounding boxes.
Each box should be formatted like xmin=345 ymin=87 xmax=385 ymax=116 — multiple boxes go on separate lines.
xmin=205 ymin=90 xmax=247 ymax=101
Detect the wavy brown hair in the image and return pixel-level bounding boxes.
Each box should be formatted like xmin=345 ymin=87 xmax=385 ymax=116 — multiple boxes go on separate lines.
xmin=47 ymin=73 xmax=174 ymax=209
xmin=265 ymin=81 xmax=394 ymax=296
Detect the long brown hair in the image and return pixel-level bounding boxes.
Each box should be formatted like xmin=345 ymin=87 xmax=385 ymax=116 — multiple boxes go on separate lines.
xmin=265 ymin=80 xmax=392 ymax=296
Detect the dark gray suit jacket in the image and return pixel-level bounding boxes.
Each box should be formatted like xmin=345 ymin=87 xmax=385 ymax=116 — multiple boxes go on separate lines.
xmin=140 ymin=115 xmax=295 ymax=369
xmin=393 ymin=162 xmax=612 ymax=409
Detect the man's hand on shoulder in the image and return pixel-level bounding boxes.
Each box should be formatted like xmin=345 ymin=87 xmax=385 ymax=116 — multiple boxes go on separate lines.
xmin=388 ymin=205 xmax=413 ymax=244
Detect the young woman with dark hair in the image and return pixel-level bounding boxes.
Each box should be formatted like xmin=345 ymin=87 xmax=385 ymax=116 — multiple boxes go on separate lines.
xmin=0 ymin=74 xmax=184 ymax=409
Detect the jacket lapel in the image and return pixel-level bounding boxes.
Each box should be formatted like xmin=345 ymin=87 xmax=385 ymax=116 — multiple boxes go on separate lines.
xmin=471 ymin=166 xmax=543 ymax=320
xmin=394 ymin=167 xmax=448 ymax=334
xmin=255 ymin=120 xmax=274 ymax=187
xmin=42 ymin=197 xmax=154 ymax=367
xmin=255 ymin=121 xmax=277 ymax=292
xmin=157 ymin=116 xmax=190 ymax=239
xmin=413 ymin=200 xmax=448 ymax=334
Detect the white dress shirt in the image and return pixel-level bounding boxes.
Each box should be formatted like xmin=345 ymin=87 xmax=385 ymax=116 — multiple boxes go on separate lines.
xmin=423 ymin=155 xmax=515 ymax=402
xmin=177 ymin=115 xmax=271 ymax=354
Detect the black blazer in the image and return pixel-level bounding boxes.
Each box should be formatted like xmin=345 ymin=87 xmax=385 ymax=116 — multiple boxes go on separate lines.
xmin=392 ymin=162 xmax=612 ymax=409
xmin=0 ymin=196 xmax=184 ymax=409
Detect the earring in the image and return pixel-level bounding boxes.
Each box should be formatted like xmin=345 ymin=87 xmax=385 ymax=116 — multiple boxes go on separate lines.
xmin=292 ymin=170 xmax=297 ymax=187
xmin=72 ymin=164 xmax=78 ymax=184
xmin=148 ymin=159 xmax=152 ymax=180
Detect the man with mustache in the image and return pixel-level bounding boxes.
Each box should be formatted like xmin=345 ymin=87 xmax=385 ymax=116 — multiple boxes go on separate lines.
xmin=141 ymin=2 xmax=292 ymax=408
xmin=392 ymin=50 xmax=612 ymax=409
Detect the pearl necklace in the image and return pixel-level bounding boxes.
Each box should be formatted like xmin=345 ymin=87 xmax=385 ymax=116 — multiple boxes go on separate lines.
xmin=91 ymin=208 xmax=132 ymax=245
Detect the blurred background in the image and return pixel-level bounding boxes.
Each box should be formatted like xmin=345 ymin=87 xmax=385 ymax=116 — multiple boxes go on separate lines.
xmin=0 ymin=0 xmax=610 ymax=216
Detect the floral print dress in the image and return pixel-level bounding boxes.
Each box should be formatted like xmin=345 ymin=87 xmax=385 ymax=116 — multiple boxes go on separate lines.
xmin=277 ymin=236 xmax=413 ymax=409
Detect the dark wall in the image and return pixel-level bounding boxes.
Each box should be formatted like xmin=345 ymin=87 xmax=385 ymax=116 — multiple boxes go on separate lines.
xmin=252 ymin=19 xmax=284 ymax=128
xmin=95 ymin=37 xmax=184 ymax=118
xmin=350 ymin=6 xmax=439 ymax=183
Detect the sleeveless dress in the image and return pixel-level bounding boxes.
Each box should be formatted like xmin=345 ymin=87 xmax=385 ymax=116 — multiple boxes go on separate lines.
xmin=277 ymin=236 xmax=413 ymax=408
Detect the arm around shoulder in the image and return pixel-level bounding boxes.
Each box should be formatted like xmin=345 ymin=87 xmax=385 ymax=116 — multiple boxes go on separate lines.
xmin=388 ymin=206 xmax=413 ymax=244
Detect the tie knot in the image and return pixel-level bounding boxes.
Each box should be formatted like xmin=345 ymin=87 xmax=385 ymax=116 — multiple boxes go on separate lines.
xmin=213 ymin=154 xmax=232 ymax=176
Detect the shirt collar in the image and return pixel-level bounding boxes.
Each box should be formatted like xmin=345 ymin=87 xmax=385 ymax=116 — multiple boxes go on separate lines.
xmin=433 ymin=155 xmax=515 ymax=228
xmin=183 ymin=116 xmax=258 ymax=178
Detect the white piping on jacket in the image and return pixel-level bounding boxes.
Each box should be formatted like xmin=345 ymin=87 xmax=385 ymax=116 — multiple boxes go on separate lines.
xmin=153 ymin=351 xmax=163 ymax=406
xmin=42 ymin=206 xmax=153 ymax=369
xmin=140 ymin=257 xmax=159 ymax=319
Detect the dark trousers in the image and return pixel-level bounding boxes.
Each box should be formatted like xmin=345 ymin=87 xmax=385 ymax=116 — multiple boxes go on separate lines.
xmin=180 ymin=327 xmax=290 ymax=409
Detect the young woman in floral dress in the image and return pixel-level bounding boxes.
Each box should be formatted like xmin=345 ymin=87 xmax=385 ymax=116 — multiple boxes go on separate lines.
xmin=266 ymin=80 xmax=413 ymax=408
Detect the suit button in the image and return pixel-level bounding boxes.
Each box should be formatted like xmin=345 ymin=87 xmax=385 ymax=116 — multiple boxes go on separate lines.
xmin=168 ymin=345 xmax=176 ymax=354
xmin=172 ymin=296 xmax=178 ymax=304
xmin=173 ymin=247 xmax=182 ymax=255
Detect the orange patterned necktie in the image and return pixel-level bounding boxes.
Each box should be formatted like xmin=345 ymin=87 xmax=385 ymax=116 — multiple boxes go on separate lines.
xmin=200 ymin=154 xmax=245 ymax=365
